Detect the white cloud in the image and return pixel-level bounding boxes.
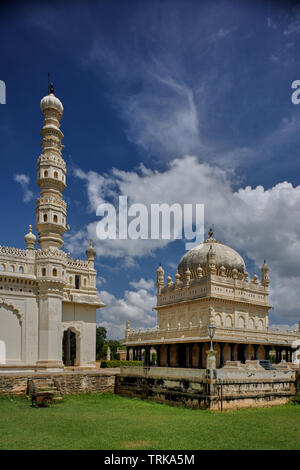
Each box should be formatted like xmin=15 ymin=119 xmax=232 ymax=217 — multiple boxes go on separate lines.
xmin=13 ymin=174 xmax=34 ymax=203
xmin=97 ymin=282 xmax=156 ymax=339
xmin=120 ymin=74 xmax=202 ymax=159
xmin=69 ymin=155 xmax=300 ymax=326
xmin=129 ymin=278 xmax=154 ymax=290
xmin=96 ymin=276 xmax=106 ymax=287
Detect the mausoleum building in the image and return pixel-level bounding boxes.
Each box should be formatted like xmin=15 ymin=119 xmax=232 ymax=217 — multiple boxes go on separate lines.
xmin=125 ymin=229 xmax=300 ymax=368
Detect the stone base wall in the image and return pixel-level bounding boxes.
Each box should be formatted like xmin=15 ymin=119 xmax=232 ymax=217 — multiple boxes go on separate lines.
xmin=53 ymin=374 xmax=115 ymax=394
xmin=116 ymin=366 xmax=297 ymax=410
xmin=0 ymin=372 xmax=116 ymax=396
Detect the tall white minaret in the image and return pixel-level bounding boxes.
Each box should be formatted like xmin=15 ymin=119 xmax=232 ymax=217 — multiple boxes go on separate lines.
xmin=35 ymin=83 xmax=67 ymax=250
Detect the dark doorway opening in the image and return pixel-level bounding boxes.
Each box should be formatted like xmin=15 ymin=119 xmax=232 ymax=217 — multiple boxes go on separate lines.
xmin=237 ymin=344 xmax=245 ymax=363
xmin=62 ymin=329 xmax=76 ymax=366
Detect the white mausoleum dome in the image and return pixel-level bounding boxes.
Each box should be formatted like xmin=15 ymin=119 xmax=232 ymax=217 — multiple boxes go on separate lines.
xmin=40 ymin=83 xmax=63 ymax=114
xmin=178 ymin=228 xmax=246 ymax=278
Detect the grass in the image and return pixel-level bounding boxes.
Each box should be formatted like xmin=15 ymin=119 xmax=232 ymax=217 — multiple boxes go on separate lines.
xmin=0 ymin=394 xmax=299 ymax=450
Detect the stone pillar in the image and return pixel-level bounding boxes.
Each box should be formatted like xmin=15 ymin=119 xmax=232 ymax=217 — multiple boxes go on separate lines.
xmin=145 ymin=346 xmax=150 ymax=366
xmin=126 ymin=347 xmax=129 ymax=361
xmin=189 ymin=344 xmax=193 ymax=368
xmin=229 ymin=343 xmax=235 ymax=361
xmin=166 ymin=345 xmax=170 ymax=367
xmin=156 ymin=346 xmax=161 ymax=366
xmin=198 ymin=343 xmax=203 ymax=369
xmin=275 ymin=346 xmax=280 ymax=364
xmin=253 ymin=344 xmax=259 ymax=360
xmin=219 ymin=342 xmax=224 ymax=368
xmin=242 ymin=344 xmax=248 ymax=364
xmin=285 ymin=348 xmax=289 ymax=362
xmin=36 ymin=280 xmax=64 ymax=369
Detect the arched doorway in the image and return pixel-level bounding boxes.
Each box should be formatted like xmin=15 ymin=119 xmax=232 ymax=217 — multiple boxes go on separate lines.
xmin=62 ymin=328 xmax=76 ymax=366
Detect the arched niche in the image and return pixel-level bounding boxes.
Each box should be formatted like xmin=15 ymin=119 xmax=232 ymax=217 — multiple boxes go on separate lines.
xmin=0 ymin=300 xmax=23 ymax=363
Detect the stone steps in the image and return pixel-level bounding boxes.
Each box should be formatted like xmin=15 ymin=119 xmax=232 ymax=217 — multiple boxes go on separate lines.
xmin=27 ymin=377 xmax=63 ymax=398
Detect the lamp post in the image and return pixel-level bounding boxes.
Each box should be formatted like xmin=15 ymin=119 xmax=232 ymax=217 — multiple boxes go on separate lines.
xmin=207 ymin=324 xmax=216 ymax=351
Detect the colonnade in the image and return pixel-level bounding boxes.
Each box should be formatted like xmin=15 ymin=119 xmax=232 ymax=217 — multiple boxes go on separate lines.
xmin=126 ymin=342 xmax=294 ymax=368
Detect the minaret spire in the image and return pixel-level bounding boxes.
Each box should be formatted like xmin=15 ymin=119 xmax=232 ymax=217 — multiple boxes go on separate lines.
xmin=35 ymin=87 xmax=67 ymax=250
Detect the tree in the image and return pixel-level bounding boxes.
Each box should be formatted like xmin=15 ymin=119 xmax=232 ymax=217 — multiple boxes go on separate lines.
xmin=107 ymin=340 xmax=122 ymax=359
xmin=96 ymin=326 xmax=107 ymax=360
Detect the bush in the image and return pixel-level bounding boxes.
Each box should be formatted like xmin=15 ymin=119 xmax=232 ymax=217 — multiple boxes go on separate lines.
xmin=100 ymin=360 xmax=143 ymax=368
xmin=291 ymin=393 xmax=300 ymax=405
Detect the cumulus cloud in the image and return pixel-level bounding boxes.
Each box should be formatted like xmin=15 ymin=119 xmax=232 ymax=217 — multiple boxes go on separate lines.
xmin=129 ymin=278 xmax=154 ymax=290
xmin=13 ymin=174 xmax=34 ymax=203
xmin=97 ymin=281 xmax=156 ymax=339
xmin=67 ymin=155 xmax=300 ymax=326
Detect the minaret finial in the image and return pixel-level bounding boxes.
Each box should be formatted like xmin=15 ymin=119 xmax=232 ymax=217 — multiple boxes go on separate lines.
xmin=208 ymin=227 xmax=213 ymax=239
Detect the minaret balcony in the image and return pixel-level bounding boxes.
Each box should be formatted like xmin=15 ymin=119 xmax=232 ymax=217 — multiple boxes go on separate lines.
xmin=36 ymin=222 xmax=67 ymax=236
xmin=36 ymin=196 xmax=67 ymax=210
xmin=37 ymin=177 xmax=66 ymax=191
xmin=40 ymin=125 xmax=64 ymax=140
xmin=38 ymin=154 xmax=66 ymax=169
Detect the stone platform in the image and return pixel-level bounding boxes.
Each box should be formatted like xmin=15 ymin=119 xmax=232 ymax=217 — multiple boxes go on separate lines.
xmin=116 ymin=363 xmax=299 ymax=410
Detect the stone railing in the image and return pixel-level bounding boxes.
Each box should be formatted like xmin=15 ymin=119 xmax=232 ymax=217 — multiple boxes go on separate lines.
xmin=67 ymin=259 xmax=89 ymax=270
xmin=158 ymin=273 xmax=269 ymax=307
xmin=126 ymin=325 xmax=300 ymax=346
xmin=0 ymin=246 xmax=27 ymax=258
xmin=36 ymin=248 xmax=68 ymax=261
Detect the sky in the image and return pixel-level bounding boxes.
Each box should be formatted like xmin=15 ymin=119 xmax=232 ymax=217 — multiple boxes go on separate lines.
xmin=1 ymin=0 xmax=300 ymax=338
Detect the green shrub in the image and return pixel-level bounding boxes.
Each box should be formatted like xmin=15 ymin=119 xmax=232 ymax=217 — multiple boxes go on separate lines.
xmin=100 ymin=360 xmax=143 ymax=368
xmin=291 ymin=392 xmax=300 ymax=405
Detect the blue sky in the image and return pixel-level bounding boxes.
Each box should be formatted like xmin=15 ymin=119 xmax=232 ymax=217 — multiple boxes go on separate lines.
xmin=1 ymin=0 xmax=300 ymax=337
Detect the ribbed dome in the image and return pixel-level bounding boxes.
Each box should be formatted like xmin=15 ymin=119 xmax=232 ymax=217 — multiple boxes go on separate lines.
xmin=40 ymin=92 xmax=63 ymax=114
xmin=178 ymin=230 xmax=246 ymax=278
xmin=24 ymin=225 xmax=36 ymax=248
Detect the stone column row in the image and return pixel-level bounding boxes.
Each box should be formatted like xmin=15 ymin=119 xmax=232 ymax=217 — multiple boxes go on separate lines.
xmin=125 ymin=343 xmax=294 ymax=368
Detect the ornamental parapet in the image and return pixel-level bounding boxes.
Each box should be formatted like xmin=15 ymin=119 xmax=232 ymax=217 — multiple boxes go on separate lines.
xmin=125 ymin=325 xmax=300 ymax=347
xmin=0 ymin=246 xmax=27 ymax=258
xmin=36 ymin=248 xmax=68 ymax=261
xmin=158 ymin=274 xmax=269 ymax=307
xmin=67 ymin=259 xmax=90 ymax=270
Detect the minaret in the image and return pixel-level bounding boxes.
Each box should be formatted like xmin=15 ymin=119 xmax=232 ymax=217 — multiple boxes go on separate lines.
xmin=36 ymin=83 xmax=67 ymax=250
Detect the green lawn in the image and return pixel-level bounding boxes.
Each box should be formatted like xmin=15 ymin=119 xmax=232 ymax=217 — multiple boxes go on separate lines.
xmin=0 ymin=394 xmax=299 ymax=450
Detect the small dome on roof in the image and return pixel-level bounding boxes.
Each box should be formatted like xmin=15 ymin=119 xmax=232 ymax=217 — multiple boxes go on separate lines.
xmin=86 ymin=239 xmax=96 ymax=259
xmin=24 ymin=225 xmax=36 ymax=248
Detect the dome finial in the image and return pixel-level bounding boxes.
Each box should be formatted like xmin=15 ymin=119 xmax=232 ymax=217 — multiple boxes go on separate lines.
xmin=208 ymin=227 xmax=214 ymax=239
xmin=25 ymin=224 xmax=36 ymax=249
xmin=50 ymin=82 xmax=54 ymax=94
